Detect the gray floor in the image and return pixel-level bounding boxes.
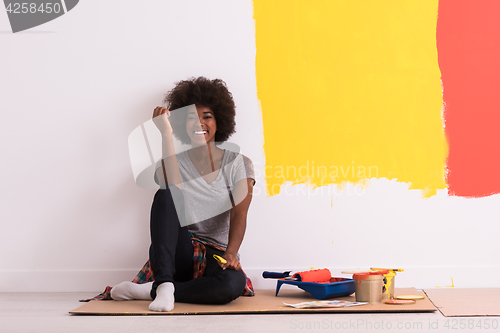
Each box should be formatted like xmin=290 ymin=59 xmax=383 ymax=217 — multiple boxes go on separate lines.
xmin=0 ymin=292 xmax=495 ymax=333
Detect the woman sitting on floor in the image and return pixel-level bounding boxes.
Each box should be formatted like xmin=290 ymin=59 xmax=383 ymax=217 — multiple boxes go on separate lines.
xmin=111 ymin=77 xmax=255 ymax=312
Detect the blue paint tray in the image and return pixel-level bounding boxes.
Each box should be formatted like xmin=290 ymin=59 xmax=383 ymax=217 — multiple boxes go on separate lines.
xmin=276 ymin=277 xmax=355 ymax=300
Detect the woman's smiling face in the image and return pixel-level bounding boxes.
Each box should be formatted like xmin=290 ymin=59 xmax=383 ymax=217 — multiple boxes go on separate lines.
xmin=186 ymin=105 xmax=217 ymax=145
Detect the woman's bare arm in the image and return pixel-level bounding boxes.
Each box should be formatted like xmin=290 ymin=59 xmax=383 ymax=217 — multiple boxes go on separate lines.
xmin=220 ymin=178 xmax=254 ymax=270
xmin=153 ymin=107 xmax=181 ymax=189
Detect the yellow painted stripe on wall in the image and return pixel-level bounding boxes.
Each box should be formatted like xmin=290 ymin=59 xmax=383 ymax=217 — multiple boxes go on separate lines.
xmin=254 ymin=0 xmax=448 ymax=197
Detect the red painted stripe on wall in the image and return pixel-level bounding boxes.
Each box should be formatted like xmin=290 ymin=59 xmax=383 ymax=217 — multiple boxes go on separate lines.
xmin=437 ymin=0 xmax=500 ymax=197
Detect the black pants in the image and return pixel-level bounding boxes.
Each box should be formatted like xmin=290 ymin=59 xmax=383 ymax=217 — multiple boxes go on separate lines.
xmin=149 ymin=186 xmax=246 ymax=304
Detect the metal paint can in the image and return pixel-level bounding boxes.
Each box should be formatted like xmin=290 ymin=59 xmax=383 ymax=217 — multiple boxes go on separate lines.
xmin=353 ymin=270 xmax=388 ymax=304
xmin=369 ymin=268 xmax=400 ymax=300
xmin=382 ymin=270 xmax=396 ymax=300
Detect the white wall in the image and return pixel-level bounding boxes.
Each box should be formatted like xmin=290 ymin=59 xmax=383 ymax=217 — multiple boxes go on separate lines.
xmin=1 ymin=0 xmax=499 ymax=292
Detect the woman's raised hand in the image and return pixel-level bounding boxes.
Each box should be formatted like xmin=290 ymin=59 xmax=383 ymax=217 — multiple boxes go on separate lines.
xmin=153 ymin=107 xmax=172 ymax=136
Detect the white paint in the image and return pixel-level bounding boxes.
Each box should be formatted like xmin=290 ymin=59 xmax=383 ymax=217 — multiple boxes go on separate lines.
xmin=1 ymin=0 xmax=499 ymax=292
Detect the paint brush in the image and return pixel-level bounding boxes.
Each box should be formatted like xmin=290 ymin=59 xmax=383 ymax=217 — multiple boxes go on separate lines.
xmin=370 ymin=267 xmax=404 ymax=272
xmin=213 ymin=254 xmax=227 ymax=264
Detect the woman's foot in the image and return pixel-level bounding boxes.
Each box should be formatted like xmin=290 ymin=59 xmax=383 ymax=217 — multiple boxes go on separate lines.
xmin=110 ymin=281 xmax=153 ymax=301
xmin=149 ymin=282 xmax=175 ymax=312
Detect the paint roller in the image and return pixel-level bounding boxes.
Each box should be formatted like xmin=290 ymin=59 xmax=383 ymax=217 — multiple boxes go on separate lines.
xmin=263 ymin=268 xmax=332 ymax=283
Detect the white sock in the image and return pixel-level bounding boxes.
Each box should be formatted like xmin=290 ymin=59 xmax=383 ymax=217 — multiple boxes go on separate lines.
xmin=110 ymin=281 xmax=153 ymax=301
xmin=149 ymin=282 xmax=175 ymax=312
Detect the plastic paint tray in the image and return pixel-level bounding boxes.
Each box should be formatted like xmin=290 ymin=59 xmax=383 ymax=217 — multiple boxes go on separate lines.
xmin=276 ymin=277 xmax=355 ymax=300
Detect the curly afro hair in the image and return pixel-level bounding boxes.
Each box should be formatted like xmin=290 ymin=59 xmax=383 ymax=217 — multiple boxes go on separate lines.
xmin=164 ymin=77 xmax=236 ymax=144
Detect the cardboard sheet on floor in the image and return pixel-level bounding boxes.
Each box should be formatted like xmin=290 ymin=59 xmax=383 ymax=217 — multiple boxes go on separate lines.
xmin=424 ymin=288 xmax=500 ymax=317
xmin=69 ymin=288 xmax=435 ymax=315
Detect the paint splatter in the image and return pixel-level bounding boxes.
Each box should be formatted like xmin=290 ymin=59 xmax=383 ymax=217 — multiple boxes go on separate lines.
xmin=254 ymin=0 xmax=448 ymax=197
xmin=437 ymin=0 xmax=500 ymax=197
xmin=436 ymin=277 xmax=455 ymax=288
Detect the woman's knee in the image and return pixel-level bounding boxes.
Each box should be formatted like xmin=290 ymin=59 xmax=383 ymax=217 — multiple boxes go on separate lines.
xmin=152 ymin=187 xmax=185 ymax=222
xmin=213 ymin=269 xmax=246 ymax=304
xmin=154 ymin=186 xmax=183 ymax=204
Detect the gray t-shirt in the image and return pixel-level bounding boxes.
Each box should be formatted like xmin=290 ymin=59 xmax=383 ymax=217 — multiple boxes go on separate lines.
xmin=157 ymin=149 xmax=254 ymax=249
